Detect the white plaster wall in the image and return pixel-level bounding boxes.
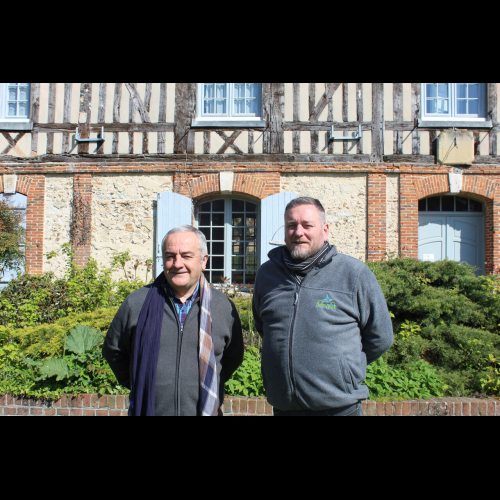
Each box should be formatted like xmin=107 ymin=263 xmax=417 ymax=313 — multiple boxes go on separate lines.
xmin=43 ymin=175 xmax=73 ymax=276
xmin=281 ymin=173 xmax=367 ymax=261
xmin=91 ymin=173 xmax=173 ymax=281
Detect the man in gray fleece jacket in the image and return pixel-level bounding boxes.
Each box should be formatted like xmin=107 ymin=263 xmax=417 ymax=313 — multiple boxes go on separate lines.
xmin=252 ymin=197 xmax=393 ymax=416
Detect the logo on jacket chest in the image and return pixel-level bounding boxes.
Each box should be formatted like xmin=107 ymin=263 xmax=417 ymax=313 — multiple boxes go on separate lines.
xmin=316 ymin=293 xmax=337 ymax=310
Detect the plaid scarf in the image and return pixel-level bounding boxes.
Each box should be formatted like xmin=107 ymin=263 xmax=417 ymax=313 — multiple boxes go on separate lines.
xmin=283 ymin=242 xmax=331 ymax=286
xmin=129 ymin=273 xmax=218 ymax=416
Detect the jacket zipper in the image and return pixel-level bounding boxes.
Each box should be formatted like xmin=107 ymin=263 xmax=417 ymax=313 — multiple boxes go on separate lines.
xmin=167 ymin=295 xmax=183 ymax=417
xmin=288 ymin=281 xmax=301 ymax=408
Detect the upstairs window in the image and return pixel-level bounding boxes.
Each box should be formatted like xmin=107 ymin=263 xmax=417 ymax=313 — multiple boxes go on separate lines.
xmin=193 ymin=83 xmax=264 ymax=127
xmin=1 ymin=83 xmax=30 ymax=121
xmin=422 ymin=83 xmax=487 ymax=121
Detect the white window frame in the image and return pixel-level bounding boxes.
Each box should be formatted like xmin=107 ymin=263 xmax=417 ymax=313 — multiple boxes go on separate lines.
xmin=192 ymin=83 xmax=266 ymax=128
xmin=420 ymin=83 xmax=489 ymax=126
xmin=0 ymin=83 xmax=31 ymax=122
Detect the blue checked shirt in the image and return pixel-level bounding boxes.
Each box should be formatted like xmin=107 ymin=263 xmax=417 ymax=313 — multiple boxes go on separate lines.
xmin=167 ymin=282 xmax=199 ymax=330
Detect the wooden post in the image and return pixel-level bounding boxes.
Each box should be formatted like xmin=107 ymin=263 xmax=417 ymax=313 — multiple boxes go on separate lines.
xmin=411 ymin=83 xmax=420 ymax=155
xmin=174 ymin=83 xmax=196 ymax=154
xmin=356 ymin=83 xmax=363 ymax=154
xmin=393 ymin=83 xmax=403 ymax=154
xmin=62 ymin=83 xmax=73 ymax=153
xmin=46 ymin=83 xmax=56 ymax=154
xmin=158 ymin=83 xmax=167 ymax=154
xmin=489 ymin=82 xmax=498 ymax=156
xmin=97 ymin=83 xmax=107 ymax=154
xmin=293 ymin=83 xmax=301 ymax=153
xmin=78 ymin=83 xmax=92 ymax=154
xmin=371 ymin=83 xmax=384 ymax=162
xmin=30 ymin=83 xmax=40 ymax=155
xmin=112 ymin=83 xmax=122 ymax=154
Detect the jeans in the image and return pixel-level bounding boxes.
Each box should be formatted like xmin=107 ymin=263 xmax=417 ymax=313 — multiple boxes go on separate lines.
xmin=273 ymin=402 xmax=363 ymax=416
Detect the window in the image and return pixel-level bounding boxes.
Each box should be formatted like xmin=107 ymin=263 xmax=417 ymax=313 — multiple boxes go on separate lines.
xmin=193 ymin=83 xmax=265 ymax=127
xmin=1 ymin=83 xmax=30 ymax=121
xmin=421 ymin=83 xmax=488 ymax=123
xmin=418 ymin=195 xmax=484 ymax=213
xmin=197 ymin=198 xmax=258 ymax=285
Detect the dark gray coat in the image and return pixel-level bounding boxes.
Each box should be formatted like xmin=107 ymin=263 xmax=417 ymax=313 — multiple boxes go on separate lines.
xmin=103 ymin=283 xmax=244 ymax=416
xmin=252 ymin=245 xmax=393 ymax=411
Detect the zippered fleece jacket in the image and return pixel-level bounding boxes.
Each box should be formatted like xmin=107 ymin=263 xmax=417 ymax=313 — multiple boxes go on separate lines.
xmin=252 ymin=245 xmax=393 ymax=411
xmin=103 ymin=284 xmax=244 ymax=416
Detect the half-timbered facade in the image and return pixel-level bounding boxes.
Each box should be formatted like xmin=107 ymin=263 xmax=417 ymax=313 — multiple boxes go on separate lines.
xmin=1 ymin=83 xmax=499 ymax=286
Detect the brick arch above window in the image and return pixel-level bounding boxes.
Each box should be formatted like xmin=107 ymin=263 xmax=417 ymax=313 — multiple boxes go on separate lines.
xmin=414 ymin=174 xmax=499 ymax=201
xmin=187 ymin=173 xmax=273 ymax=201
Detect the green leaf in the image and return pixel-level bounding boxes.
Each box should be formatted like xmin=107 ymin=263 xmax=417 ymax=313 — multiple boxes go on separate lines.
xmin=38 ymin=358 xmax=72 ymax=381
xmin=65 ymin=324 xmax=102 ymax=354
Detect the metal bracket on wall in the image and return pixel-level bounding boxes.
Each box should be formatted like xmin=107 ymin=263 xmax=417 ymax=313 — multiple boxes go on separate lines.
xmin=75 ymin=126 xmax=105 ymax=143
xmin=329 ymin=123 xmax=362 ymax=141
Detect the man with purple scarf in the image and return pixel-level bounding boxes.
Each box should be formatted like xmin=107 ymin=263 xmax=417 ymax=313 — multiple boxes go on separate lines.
xmin=253 ymin=197 xmax=393 ymax=416
xmin=103 ymin=225 xmax=244 ymax=416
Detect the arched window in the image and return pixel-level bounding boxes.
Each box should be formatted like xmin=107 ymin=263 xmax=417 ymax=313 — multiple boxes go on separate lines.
xmin=197 ymin=197 xmax=258 ymax=285
xmin=0 ymin=193 xmax=27 ymax=289
xmin=418 ymin=195 xmax=484 ymax=213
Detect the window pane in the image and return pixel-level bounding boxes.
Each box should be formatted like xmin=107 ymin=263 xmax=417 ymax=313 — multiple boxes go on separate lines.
xmin=212 ymin=227 xmax=224 ymax=240
xmin=426 ymin=84 xmax=436 ymax=98
xmin=232 ymin=272 xmax=244 ymax=284
xmin=7 ymin=102 xmax=16 ymax=116
xmin=199 ymin=202 xmax=211 ymax=212
xmin=232 ymin=228 xmax=243 ymax=240
xmin=245 ymin=272 xmax=256 ymax=284
xmin=232 ymin=257 xmax=244 ymax=270
xmin=468 ymin=100 xmax=478 ymax=115
xmin=212 ymin=271 xmax=224 ymax=283
xmin=468 ymin=84 xmax=478 ymax=98
xmin=234 ymin=99 xmax=245 ymax=114
xmin=457 ymin=84 xmax=467 ymax=99
xmin=246 ymin=100 xmax=257 ymax=114
xmin=232 ymin=242 xmax=244 ymax=255
xmin=246 ymin=256 xmax=257 ymax=269
xmin=232 ymin=214 xmax=244 ymax=226
xmin=427 ymin=197 xmax=440 ymax=211
xmin=437 ymin=100 xmax=449 ymax=114
xmin=441 ymin=196 xmax=454 ymax=211
xmin=469 ymin=199 xmax=483 ymax=212
xmin=8 ymin=87 xmax=17 ymax=100
xmin=247 ymin=83 xmax=257 ymax=98
xmin=246 ymin=214 xmax=257 ymax=226
xmin=246 ymin=242 xmax=257 ymax=254
xmin=234 ymin=83 xmax=245 ymax=98
xmin=212 ymin=213 xmax=224 ymax=226
xmin=246 ymin=202 xmax=257 ymax=212
xmin=418 ymin=199 xmax=427 ymax=211
xmin=215 ymin=84 xmax=226 ymax=98
xmin=246 ymin=228 xmax=256 ymax=240
xmin=204 ymin=84 xmax=214 ymax=98
xmin=212 ymin=199 xmax=224 ymax=211
xmin=200 ymin=227 xmax=210 ymax=240
xmin=211 ymin=256 xmax=224 ymax=269
xmin=19 ymin=87 xmax=29 ymax=100
xmin=18 ymin=102 xmax=28 ymax=117
xmin=212 ymin=242 xmax=224 ymax=254
xmin=456 ymin=197 xmax=468 ymax=212
xmin=204 ymin=100 xmax=214 ymax=114
xmin=216 ymin=100 xmax=226 ymax=114
xmin=438 ymin=84 xmax=449 ymax=98
xmin=232 ymin=199 xmax=244 ymax=211
xmin=199 ymin=213 xmax=211 ymax=226
xmin=426 ymin=100 xmax=436 ymax=114
xmin=457 ymin=100 xmax=467 ymax=114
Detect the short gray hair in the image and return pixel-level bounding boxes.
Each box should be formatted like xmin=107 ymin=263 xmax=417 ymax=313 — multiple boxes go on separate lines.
xmin=285 ymin=197 xmax=326 ymax=225
xmin=161 ymin=225 xmax=208 ymax=263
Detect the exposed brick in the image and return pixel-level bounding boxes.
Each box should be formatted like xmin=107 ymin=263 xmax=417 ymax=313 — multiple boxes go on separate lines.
xmin=16 ymin=407 xmax=29 ymax=416
xmin=109 ymin=411 xmax=122 ymax=417
xmin=376 ymin=402 xmax=386 ymax=416
xmin=57 ymin=409 xmax=70 ymax=416
xmin=116 ymin=395 xmax=125 ymax=409
xmin=96 ymin=410 xmax=109 ymax=417
xmin=393 ymin=402 xmax=403 ymax=416
xmin=83 ymin=409 xmax=96 ymax=416
xmin=470 ymin=401 xmax=479 ymax=416
xmin=44 ymin=408 xmax=56 ymax=416
xmin=247 ymin=400 xmax=256 ymax=414
xmin=478 ymin=401 xmax=488 ymax=416
xmin=364 ymin=401 xmax=377 ymax=416
xmin=4 ymin=407 xmax=16 ymax=415
xmin=30 ymin=408 xmax=44 ymax=416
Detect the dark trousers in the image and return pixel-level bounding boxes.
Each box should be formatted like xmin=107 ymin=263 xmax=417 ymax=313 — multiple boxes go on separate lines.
xmin=273 ymin=402 xmax=363 ymax=416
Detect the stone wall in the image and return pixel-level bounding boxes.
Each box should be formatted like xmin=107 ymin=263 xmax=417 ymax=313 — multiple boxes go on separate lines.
xmin=281 ymin=173 xmax=368 ymax=261
xmin=91 ymin=173 xmax=173 ymax=281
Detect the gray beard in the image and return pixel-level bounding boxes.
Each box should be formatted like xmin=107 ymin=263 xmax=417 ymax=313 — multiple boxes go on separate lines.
xmin=290 ymin=247 xmax=314 ymax=262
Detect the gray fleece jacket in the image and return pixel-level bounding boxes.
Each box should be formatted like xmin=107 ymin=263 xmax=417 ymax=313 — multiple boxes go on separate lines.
xmin=252 ymin=245 xmax=393 ymax=411
xmin=103 ymin=284 xmax=244 ymax=416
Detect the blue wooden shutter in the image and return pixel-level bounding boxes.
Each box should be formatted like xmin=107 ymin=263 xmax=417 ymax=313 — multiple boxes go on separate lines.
xmin=0 ymin=193 xmax=27 ymax=289
xmin=156 ymin=192 xmax=193 ymax=274
xmin=259 ymin=192 xmax=297 ymax=265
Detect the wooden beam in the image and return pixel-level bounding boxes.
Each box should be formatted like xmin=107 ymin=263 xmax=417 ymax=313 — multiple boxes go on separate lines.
xmin=489 ymin=82 xmax=498 ymax=155
xmin=343 ymin=83 xmax=349 ymax=154
xmin=30 ymin=83 xmax=40 ymax=155
xmin=309 ymin=83 xmax=342 ymax=122
xmin=293 ymin=83 xmax=301 ymax=153
xmin=371 ymin=83 xmax=384 ymax=162
xmin=142 ymin=83 xmax=152 ymax=154
xmin=411 ymin=83 xmax=420 ymax=154
xmin=124 ymin=83 xmax=152 ymax=123
xmin=393 ymin=83 xmax=403 ymax=154
xmin=62 ymin=83 xmax=73 ymax=153
xmin=128 ymin=82 xmax=136 ymax=154
xmin=216 ymin=130 xmax=243 ymax=154
xmin=356 ymin=83 xmax=363 ymax=154
xmin=1 ymin=132 xmax=26 ymax=155
xmin=158 ymin=82 xmax=167 ymax=153
xmin=78 ymin=83 xmax=92 ymax=154
xmin=46 ymin=83 xmax=56 ymax=154
xmin=97 ymin=82 xmax=107 ymax=153
xmin=112 ymin=83 xmax=122 ymax=154
xmin=327 ymin=83 xmax=333 ymax=154
xmin=309 ymin=83 xmax=318 ymax=154
xmin=174 ymin=83 xmax=196 ymax=154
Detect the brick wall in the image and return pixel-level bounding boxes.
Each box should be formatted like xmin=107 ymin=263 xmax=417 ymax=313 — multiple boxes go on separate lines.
xmin=1 ymin=394 xmax=498 ymax=416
